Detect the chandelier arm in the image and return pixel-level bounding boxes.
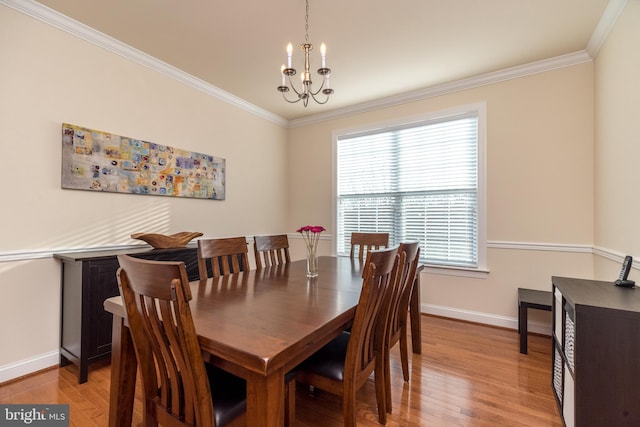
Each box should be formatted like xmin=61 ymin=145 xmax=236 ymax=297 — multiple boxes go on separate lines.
xmin=309 ymin=91 xmax=331 ymax=105
xmin=281 ymin=92 xmax=303 ymax=104
xmin=286 ymin=74 xmax=304 ymax=97
xmin=307 ymin=76 xmax=328 ymax=97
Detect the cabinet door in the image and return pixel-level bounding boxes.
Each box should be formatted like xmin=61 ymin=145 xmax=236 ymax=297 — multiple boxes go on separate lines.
xmin=85 ymin=259 xmax=121 ymax=359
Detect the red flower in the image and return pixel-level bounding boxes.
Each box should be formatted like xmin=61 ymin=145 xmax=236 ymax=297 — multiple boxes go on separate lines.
xmin=297 ymin=225 xmax=325 ymax=252
xmin=296 ymin=225 xmax=325 ymax=234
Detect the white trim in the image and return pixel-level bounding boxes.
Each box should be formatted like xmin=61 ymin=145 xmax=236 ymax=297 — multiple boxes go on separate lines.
xmin=289 ymin=51 xmax=592 ymax=128
xmin=0 ymin=351 xmax=59 ymax=384
xmin=0 ymin=0 xmax=287 ymax=127
xmin=476 ymin=104 xmax=488 ymax=271
xmin=488 ymin=241 xmax=593 ymax=253
xmin=422 ymin=303 xmax=551 ymax=336
xmin=586 ymin=0 xmax=628 ymax=57
xmin=0 ymin=244 xmax=147 ymax=263
xmin=2 ymin=0 xmax=619 ymax=130
xmin=422 ymin=265 xmax=490 ymax=279
xmin=0 ymin=240 xmax=628 ymax=264
xmin=593 ymin=245 xmax=638 ymax=270
xmin=420 ymin=241 xmax=593 ymax=278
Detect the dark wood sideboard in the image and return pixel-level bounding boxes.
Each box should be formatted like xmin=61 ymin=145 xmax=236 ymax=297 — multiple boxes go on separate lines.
xmin=552 ymin=276 xmax=640 ymax=426
xmin=55 ymin=246 xmax=209 ymax=383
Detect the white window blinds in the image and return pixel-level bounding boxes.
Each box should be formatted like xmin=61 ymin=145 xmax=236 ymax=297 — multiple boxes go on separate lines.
xmin=337 ymin=111 xmax=479 ymax=267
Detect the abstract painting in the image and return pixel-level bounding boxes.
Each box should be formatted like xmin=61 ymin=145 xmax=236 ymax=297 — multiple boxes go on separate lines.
xmin=61 ymin=123 xmax=225 ymax=200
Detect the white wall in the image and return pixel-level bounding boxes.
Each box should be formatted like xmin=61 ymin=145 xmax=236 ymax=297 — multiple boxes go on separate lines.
xmin=594 ymin=0 xmax=640 ymax=278
xmin=287 ymin=63 xmax=595 ymax=329
xmin=0 ymin=4 xmax=288 ymax=380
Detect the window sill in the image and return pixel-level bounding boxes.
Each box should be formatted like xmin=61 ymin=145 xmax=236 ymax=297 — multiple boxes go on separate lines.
xmin=422 ymin=264 xmax=490 ymax=279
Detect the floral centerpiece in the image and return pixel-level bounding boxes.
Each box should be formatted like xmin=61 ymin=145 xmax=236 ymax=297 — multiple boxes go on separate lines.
xmin=297 ymin=225 xmax=326 ymax=277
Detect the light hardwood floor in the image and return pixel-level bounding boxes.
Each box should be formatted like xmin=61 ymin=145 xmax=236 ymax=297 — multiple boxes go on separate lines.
xmin=0 ymin=315 xmax=562 ymax=426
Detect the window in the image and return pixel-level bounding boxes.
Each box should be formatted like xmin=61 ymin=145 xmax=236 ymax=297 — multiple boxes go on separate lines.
xmin=335 ymin=104 xmax=486 ymax=270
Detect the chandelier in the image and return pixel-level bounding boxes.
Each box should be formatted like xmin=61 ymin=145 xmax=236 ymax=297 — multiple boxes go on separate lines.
xmin=277 ymin=0 xmax=333 ymax=107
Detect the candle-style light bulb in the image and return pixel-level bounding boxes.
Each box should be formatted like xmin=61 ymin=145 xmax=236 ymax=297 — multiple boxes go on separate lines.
xmin=280 ymin=64 xmax=286 ymax=86
xmin=286 ymin=43 xmax=293 ymax=68
xmin=320 ymin=43 xmax=326 ymax=68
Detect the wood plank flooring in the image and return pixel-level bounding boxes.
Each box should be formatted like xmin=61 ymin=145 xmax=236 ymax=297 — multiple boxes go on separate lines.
xmin=0 ymin=315 xmax=562 ymax=426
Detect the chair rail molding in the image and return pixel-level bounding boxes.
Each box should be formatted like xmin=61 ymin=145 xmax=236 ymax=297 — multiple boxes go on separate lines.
xmin=1 ymin=240 xmax=630 ymax=265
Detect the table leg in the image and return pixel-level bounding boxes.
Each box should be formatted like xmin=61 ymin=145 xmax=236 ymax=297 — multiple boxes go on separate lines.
xmin=246 ymin=369 xmax=284 ymax=427
xmin=409 ymin=267 xmax=423 ymax=354
xmin=519 ymin=303 xmax=528 ymax=355
xmin=108 ymin=314 xmax=138 ymax=427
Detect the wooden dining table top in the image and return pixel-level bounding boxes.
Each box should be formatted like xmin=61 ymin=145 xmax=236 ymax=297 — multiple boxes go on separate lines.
xmin=104 ymin=256 xmax=366 ymax=376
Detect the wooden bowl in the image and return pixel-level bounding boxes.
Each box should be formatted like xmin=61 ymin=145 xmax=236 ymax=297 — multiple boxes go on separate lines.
xmin=131 ymin=232 xmax=203 ymax=249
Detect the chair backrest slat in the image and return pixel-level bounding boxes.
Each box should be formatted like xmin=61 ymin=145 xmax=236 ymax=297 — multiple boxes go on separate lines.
xmin=253 ymin=234 xmax=291 ymax=269
xmin=349 ymin=232 xmax=389 ymax=261
xmin=197 ymin=237 xmax=250 ymax=279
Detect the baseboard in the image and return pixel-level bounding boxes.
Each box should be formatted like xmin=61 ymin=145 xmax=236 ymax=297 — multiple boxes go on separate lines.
xmin=422 ymin=303 xmax=552 ymax=336
xmin=0 ymin=305 xmax=552 ymax=384
xmin=0 ymin=351 xmax=59 ymax=384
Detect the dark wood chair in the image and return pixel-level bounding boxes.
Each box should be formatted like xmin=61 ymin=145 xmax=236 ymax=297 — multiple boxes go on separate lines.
xmin=253 ymin=234 xmax=291 ymax=269
xmin=381 ymin=241 xmax=420 ymax=415
xmin=116 ymin=255 xmax=246 ymax=427
xmin=349 ymin=232 xmax=389 ymax=261
xmin=293 ymin=246 xmax=400 ymax=427
xmin=197 ymin=237 xmax=250 ymax=279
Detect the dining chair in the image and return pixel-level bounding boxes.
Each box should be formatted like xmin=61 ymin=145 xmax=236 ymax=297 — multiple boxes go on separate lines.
xmin=293 ymin=246 xmax=400 ymax=427
xmin=381 ymin=241 xmax=421 ymax=415
xmin=197 ymin=237 xmax=250 ymax=279
xmin=349 ymin=232 xmax=389 ymax=261
xmin=116 ymin=255 xmax=246 ymax=427
xmin=253 ymin=234 xmax=291 ymax=269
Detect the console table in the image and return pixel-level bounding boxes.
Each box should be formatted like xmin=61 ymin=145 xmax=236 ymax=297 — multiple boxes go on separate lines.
xmin=55 ymin=246 xmax=208 ymax=383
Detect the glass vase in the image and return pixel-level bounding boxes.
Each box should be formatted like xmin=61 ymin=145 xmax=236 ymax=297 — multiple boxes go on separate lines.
xmin=306 ymin=245 xmax=319 ymax=278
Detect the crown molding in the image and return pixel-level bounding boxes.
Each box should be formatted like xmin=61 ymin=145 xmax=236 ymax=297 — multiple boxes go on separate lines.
xmin=2 ymin=0 xmax=627 ymax=130
xmin=586 ymin=0 xmax=628 ymax=57
xmin=288 ymin=50 xmax=592 ymax=128
xmin=0 ymin=0 xmax=288 ymax=127
xmin=291 ymin=0 xmax=630 ymax=128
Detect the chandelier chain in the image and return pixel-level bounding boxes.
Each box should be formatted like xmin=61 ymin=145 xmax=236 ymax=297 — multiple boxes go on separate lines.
xmin=305 ymin=0 xmax=309 ymax=43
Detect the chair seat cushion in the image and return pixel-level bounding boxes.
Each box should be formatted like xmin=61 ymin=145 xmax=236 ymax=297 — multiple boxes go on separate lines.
xmin=298 ymin=331 xmax=350 ymax=382
xmin=206 ymin=364 xmax=247 ymax=427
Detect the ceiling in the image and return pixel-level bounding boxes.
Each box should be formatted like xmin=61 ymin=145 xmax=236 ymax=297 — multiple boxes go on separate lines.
xmin=33 ymin=0 xmax=611 ymax=122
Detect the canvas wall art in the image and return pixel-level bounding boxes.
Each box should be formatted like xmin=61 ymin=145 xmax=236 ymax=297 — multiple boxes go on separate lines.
xmin=61 ymin=123 xmax=225 ymax=200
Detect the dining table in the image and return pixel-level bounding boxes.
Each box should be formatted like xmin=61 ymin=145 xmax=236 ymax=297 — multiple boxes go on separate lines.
xmin=103 ymin=256 xmax=423 ymax=427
